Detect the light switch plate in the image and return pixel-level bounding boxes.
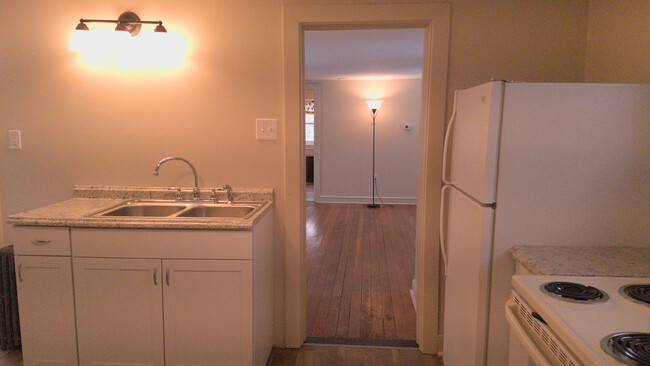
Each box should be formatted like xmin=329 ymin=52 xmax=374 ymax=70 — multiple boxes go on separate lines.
xmin=256 ymin=119 xmax=277 ymax=140
xmin=8 ymin=130 xmax=21 ymax=149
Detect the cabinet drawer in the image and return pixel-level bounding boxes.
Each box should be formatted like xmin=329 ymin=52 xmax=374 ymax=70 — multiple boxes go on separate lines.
xmin=71 ymin=228 xmax=253 ymax=259
xmin=8 ymin=226 xmax=71 ymax=256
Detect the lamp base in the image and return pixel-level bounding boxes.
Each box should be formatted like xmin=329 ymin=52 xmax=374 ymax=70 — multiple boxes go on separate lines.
xmin=366 ymin=204 xmax=380 ymax=208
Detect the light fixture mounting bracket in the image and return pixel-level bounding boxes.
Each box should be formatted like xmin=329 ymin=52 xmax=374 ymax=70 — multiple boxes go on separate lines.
xmin=117 ymin=11 xmax=142 ymax=36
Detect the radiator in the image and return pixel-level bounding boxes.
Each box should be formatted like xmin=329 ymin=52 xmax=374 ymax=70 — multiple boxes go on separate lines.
xmin=0 ymin=245 xmax=20 ymax=350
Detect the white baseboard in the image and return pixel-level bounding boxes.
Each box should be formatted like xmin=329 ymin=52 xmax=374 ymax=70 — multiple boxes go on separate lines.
xmin=315 ymin=195 xmax=417 ymax=205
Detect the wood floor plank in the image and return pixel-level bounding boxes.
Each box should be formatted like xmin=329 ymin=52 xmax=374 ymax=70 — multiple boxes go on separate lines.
xmin=306 ymin=202 xmax=416 ymax=340
xmin=346 ymin=206 xmax=365 ymax=339
xmin=266 ymin=345 xmax=441 ymax=366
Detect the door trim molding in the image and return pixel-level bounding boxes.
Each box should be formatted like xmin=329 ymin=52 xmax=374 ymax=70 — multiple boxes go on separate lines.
xmin=282 ymin=3 xmax=450 ymax=353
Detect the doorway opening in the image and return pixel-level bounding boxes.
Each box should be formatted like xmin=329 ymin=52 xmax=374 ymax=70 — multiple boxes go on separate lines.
xmin=282 ymin=3 xmax=451 ymax=353
xmin=303 ymin=28 xmax=424 ymax=346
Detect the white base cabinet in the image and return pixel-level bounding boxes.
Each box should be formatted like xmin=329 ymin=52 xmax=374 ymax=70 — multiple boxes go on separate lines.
xmin=74 ymin=258 xmax=254 ymax=366
xmin=9 ymin=209 xmax=273 ymax=366
xmin=163 ymin=260 xmax=253 ymax=366
xmin=71 ymin=210 xmax=273 ymax=366
xmin=73 ymin=258 xmax=165 ymax=366
xmin=14 ymin=255 xmax=78 ymax=365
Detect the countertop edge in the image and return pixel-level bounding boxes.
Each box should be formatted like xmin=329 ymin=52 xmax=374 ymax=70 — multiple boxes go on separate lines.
xmin=7 ymin=199 xmax=274 ymax=232
xmin=508 ymin=246 xmax=549 ymax=275
xmin=509 ymin=245 xmax=650 ymax=278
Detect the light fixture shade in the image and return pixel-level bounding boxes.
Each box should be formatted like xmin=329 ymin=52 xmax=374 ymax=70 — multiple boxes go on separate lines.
xmin=154 ymin=24 xmax=167 ymax=33
xmin=115 ymin=22 xmax=129 ymax=32
xmin=75 ymin=22 xmax=89 ymax=31
xmin=366 ymin=100 xmax=383 ymax=110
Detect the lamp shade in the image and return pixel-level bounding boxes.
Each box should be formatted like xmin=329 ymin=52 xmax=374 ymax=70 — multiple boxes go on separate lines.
xmin=366 ymin=100 xmax=383 ymax=110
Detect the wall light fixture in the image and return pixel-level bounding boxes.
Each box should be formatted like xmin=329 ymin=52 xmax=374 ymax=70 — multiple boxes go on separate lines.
xmin=74 ymin=11 xmax=166 ymax=37
xmin=70 ymin=11 xmax=167 ymax=53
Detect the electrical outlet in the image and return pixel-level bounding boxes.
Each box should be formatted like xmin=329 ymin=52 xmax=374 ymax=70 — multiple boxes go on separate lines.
xmin=374 ymin=173 xmax=378 ymax=181
xmin=8 ymin=130 xmax=21 ymax=150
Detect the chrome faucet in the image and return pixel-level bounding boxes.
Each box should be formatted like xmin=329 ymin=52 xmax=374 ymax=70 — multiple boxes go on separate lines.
xmin=153 ymin=157 xmax=201 ymax=200
xmin=212 ymin=184 xmax=233 ymax=203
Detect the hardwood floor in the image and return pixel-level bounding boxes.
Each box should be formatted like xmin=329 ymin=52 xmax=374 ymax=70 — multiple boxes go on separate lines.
xmin=306 ymin=202 xmax=417 ymax=340
xmin=266 ymin=345 xmax=441 ymax=366
xmin=0 ymin=348 xmax=21 ymax=366
xmin=0 ymin=346 xmax=441 ymax=366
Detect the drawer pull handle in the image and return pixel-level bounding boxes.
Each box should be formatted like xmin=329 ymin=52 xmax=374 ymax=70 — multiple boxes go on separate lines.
xmin=165 ymin=268 xmax=170 ymax=286
xmin=153 ymin=268 xmax=158 ymax=285
xmin=31 ymin=240 xmax=51 ymax=246
xmin=18 ymin=264 xmax=23 ymax=282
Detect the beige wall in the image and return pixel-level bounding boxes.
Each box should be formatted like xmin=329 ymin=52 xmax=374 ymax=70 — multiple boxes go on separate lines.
xmin=585 ymin=0 xmax=650 ymax=83
xmin=0 ymin=0 xmax=288 ymax=343
xmin=314 ymin=79 xmax=421 ymax=203
xmin=0 ymin=0 xmax=608 ymax=346
xmin=445 ymin=0 xmax=589 ymax=118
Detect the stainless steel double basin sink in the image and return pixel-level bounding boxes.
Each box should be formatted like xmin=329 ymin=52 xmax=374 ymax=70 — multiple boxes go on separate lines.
xmin=88 ymin=200 xmax=262 ymax=219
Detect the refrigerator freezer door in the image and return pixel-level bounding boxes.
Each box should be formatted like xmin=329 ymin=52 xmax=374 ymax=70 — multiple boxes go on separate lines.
xmin=442 ymin=186 xmax=495 ymax=366
xmin=449 ymin=81 xmax=504 ymax=204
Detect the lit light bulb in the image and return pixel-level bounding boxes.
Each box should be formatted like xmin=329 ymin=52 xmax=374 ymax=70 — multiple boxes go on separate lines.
xmin=69 ymin=28 xmax=90 ymax=52
xmin=109 ymin=29 xmax=132 ymax=54
xmin=366 ymin=100 xmax=383 ymax=111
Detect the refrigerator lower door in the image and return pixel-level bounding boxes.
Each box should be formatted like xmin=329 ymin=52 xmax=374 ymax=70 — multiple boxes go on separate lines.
xmin=442 ymin=186 xmax=495 ymax=366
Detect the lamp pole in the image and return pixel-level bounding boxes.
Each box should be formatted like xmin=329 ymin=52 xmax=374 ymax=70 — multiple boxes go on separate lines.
xmin=365 ymin=100 xmax=382 ymax=208
xmin=368 ymin=108 xmax=379 ymax=208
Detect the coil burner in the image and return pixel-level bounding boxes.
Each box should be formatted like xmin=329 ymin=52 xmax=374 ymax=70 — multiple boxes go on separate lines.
xmin=540 ymin=281 xmax=609 ymax=303
xmin=620 ymin=284 xmax=650 ymax=306
xmin=601 ymin=332 xmax=650 ymax=366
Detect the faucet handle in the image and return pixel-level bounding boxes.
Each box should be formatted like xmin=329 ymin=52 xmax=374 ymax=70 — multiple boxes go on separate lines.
xmin=210 ymin=188 xmax=218 ymax=203
xmin=221 ymin=184 xmax=233 ymax=203
xmin=168 ymin=187 xmax=183 ymax=201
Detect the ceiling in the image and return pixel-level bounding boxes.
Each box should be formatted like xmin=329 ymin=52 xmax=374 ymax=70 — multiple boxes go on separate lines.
xmin=304 ymin=28 xmax=425 ymax=80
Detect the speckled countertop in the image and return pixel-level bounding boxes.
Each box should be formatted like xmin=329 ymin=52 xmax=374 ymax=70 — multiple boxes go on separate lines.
xmin=6 ymin=186 xmax=273 ymax=231
xmin=509 ymin=246 xmax=650 ymax=277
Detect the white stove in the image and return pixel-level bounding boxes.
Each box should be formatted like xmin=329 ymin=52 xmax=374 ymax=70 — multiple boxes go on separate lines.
xmin=506 ymin=275 xmax=650 ymax=366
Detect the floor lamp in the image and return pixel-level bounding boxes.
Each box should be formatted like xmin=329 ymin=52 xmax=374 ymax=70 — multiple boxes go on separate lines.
xmin=366 ymin=100 xmax=382 ymax=208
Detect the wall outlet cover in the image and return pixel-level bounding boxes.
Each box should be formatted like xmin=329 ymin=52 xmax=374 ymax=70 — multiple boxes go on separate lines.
xmin=8 ymin=130 xmax=22 ymax=149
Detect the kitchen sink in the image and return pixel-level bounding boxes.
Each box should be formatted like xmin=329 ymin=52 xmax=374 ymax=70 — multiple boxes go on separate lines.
xmin=99 ymin=203 xmax=186 ymax=217
xmin=89 ymin=201 xmax=262 ymax=219
xmin=176 ymin=205 xmax=257 ymax=218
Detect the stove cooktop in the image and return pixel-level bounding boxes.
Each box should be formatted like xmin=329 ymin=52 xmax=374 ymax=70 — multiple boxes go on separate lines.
xmin=601 ymin=332 xmax=650 ymax=366
xmin=541 ymin=281 xmax=609 ymax=303
xmin=512 ymin=275 xmax=650 ymax=366
xmin=620 ymin=284 xmax=650 ymax=306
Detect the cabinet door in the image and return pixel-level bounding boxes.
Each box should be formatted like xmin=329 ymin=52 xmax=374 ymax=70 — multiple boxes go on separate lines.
xmin=163 ymin=259 xmax=253 ymax=366
xmin=15 ymin=256 xmax=78 ymax=365
xmin=73 ymin=258 xmax=164 ymax=366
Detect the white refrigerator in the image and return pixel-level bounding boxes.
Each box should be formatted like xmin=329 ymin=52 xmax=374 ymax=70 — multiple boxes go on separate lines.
xmin=439 ymin=81 xmax=650 ymax=366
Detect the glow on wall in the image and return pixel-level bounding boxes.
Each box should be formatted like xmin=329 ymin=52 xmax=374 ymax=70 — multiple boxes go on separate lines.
xmin=69 ymin=23 xmax=189 ymax=71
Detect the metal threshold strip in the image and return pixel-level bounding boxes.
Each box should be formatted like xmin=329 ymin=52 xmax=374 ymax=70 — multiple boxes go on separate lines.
xmin=305 ymin=336 xmax=418 ymax=348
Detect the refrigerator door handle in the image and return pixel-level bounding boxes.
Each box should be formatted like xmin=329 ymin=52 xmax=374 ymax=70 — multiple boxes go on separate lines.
xmin=441 ymin=90 xmax=459 ymax=186
xmin=439 ymin=185 xmax=452 ymax=275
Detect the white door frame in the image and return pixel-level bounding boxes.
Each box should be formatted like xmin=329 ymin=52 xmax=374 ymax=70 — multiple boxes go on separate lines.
xmin=282 ymin=3 xmax=450 ymax=353
xmin=305 ymin=83 xmax=322 ymax=202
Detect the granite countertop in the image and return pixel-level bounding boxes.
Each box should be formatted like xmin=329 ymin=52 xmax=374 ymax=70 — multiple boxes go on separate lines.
xmin=509 ymin=246 xmax=650 ymax=277
xmin=6 ymin=186 xmax=274 ymax=231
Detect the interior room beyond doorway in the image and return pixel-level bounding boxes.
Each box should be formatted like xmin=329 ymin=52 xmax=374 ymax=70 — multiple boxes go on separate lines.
xmin=304 ymin=28 xmax=424 ymax=345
